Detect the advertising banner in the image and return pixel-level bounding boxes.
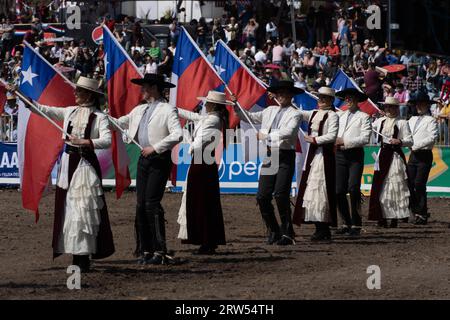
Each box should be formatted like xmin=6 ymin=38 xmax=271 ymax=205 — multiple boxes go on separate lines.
xmin=2 ymin=142 xmax=449 ymax=197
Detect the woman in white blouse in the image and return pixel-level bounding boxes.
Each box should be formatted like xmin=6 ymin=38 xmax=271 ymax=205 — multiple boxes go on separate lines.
xmin=23 ymin=77 xmax=114 ymax=272
xmin=368 ymin=96 xmax=413 ymax=228
xmin=293 ymin=87 xmax=339 ymax=241
xmin=177 ymin=91 xmax=233 ymax=255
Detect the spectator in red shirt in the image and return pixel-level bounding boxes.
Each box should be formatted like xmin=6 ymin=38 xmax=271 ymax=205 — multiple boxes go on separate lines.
xmin=326 ymin=40 xmax=340 ymax=61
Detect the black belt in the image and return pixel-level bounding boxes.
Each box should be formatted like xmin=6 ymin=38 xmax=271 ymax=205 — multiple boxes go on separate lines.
xmin=65 ymin=144 xmax=93 ymax=156
xmin=411 ymin=149 xmax=432 ymax=153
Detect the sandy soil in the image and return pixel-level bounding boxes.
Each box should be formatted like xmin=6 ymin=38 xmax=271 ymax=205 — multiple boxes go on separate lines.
xmin=0 ymin=189 xmax=449 ymax=300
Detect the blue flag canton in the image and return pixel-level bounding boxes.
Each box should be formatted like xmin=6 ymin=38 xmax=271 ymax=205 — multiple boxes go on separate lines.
xmin=330 ymin=69 xmax=358 ymax=107
xmin=103 ymin=27 xmax=127 ymax=82
xmin=213 ymin=41 xmax=241 ymax=84
xmin=19 ymin=46 xmax=55 ymax=101
xmin=172 ymin=30 xmax=201 ymax=77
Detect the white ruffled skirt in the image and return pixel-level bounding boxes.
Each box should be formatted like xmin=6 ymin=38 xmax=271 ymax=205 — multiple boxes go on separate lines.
xmin=302 ymin=149 xmax=330 ymax=222
xmin=379 ymin=153 xmax=410 ymax=219
xmin=177 ymin=166 xmax=190 ymax=240
xmin=57 ymin=158 xmax=103 ymax=255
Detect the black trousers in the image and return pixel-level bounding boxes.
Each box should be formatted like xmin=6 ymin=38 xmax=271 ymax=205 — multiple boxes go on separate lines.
xmin=336 ymin=148 xmax=364 ymax=227
xmin=257 ymin=149 xmax=296 ymax=238
xmin=407 ymin=150 xmax=433 ymax=217
xmin=135 ymin=151 xmax=172 ymax=256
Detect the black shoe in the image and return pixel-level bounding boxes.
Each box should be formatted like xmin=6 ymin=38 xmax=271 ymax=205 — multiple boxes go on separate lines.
xmin=266 ymin=232 xmax=281 ymax=245
xmin=377 ymin=219 xmax=388 ymax=228
xmin=143 ymin=253 xmax=164 ymax=265
xmin=310 ymin=231 xmax=331 ymax=241
xmin=335 ymin=226 xmax=351 ymax=235
xmin=137 ymin=253 xmax=153 ymax=265
xmin=389 ymin=219 xmax=398 ymax=228
xmin=348 ymin=228 xmax=361 ymax=237
xmin=414 ymin=215 xmax=428 ymax=225
xmin=276 ymin=235 xmax=295 ymax=246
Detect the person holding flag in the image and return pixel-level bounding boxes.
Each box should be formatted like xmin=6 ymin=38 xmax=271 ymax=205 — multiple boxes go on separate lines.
xmin=177 ymin=91 xmax=232 ymax=255
xmin=19 ymin=76 xmax=115 ymax=272
xmin=111 ymin=73 xmax=183 ymax=265
xmin=293 ymin=87 xmax=339 ymax=241
xmin=334 ymin=88 xmax=372 ymax=237
xmin=234 ymin=80 xmax=303 ymax=246
xmin=368 ymin=97 xmax=413 ymax=228
xmin=407 ymin=92 xmax=438 ymax=225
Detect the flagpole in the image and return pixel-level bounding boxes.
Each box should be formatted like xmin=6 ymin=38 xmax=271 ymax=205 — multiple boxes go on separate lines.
xmin=104 ymin=112 xmax=143 ymax=150
xmin=13 ymin=88 xmax=70 ymax=138
xmin=181 ymin=28 xmax=259 ymax=134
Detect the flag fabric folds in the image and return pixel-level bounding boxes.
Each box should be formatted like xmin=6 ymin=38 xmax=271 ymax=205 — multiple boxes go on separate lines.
xmin=330 ymin=69 xmax=380 ymax=115
xmin=18 ymin=42 xmax=76 ymax=221
xmin=103 ymin=25 xmax=143 ymax=199
xmin=213 ymin=40 xmax=267 ymax=128
xmin=170 ymin=27 xmax=223 ymax=113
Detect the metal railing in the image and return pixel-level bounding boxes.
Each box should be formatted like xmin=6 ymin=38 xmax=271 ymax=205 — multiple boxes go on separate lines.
xmin=0 ymin=114 xmax=17 ymax=143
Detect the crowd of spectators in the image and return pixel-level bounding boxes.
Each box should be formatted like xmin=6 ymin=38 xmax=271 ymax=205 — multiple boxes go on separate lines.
xmin=0 ymin=0 xmax=449 ymax=144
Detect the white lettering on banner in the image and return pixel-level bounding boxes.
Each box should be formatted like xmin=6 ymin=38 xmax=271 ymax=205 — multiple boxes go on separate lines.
xmin=227 ymin=161 xmax=262 ymax=180
xmin=0 ymin=152 xmax=18 ymax=169
xmin=229 ymin=161 xmax=243 ymax=178
xmin=244 ymin=162 xmax=257 ymax=176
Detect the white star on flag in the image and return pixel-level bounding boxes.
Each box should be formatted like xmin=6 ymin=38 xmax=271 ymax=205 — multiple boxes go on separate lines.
xmin=179 ymin=56 xmax=183 ymax=61
xmin=215 ymin=64 xmax=226 ymax=75
xmin=21 ymin=65 xmax=38 ymax=86
xmin=104 ymin=53 xmax=109 ymax=71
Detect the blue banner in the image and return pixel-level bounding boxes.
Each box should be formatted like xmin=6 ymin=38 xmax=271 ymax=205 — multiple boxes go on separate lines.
xmin=0 ymin=142 xmax=19 ymax=183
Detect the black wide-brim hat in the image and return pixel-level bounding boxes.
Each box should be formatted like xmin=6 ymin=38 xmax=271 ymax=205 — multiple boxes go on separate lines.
xmin=335 ymin=87 xmax=368 ymax=102
xmin=408 ymin=91 xmax=433 ymax=105
xmin=267 ymin=80 xmax=305 ymax=95
xmin=131 ymin=73 xmax=176 ymax=88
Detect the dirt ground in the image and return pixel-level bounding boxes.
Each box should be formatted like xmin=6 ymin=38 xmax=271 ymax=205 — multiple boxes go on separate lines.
xmin=0 ymin=189 xmax=449 ymax=300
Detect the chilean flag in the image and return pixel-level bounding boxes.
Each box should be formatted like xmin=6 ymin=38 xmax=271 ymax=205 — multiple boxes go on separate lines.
xmin=17 ymin=42 xmax=76 ymax=221
xmin=330 ymin=69 xmax=380 ymax=115
xmin=213 ymin=40 xmax=267 ymax=128
xmin=293 ymin=91 xmax=318 ymax=111
xmin=170 ymin=27 xmax=222 ymax=113
xmin=103 ymin=25 xmax=143 ymax=198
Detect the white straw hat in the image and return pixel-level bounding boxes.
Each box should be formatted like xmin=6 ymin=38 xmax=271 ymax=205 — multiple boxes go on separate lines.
xmin=197 ymin=91 xmax=235 ymax=105
xmin=379 ymin=96 xmax=400 ymax=106
xmin=314 ymin=86 xmax=336 ymax=98
xmin=75 ymin=76 xmax=104 ymax=95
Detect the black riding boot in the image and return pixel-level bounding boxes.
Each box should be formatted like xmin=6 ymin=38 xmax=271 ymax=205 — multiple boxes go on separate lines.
xmin=275 ymin=196 xmax=295 ymax=245
xmin=257 ymin=197 xmax=281 ymax=244
xmin=72 ymin=255 xmax=90 ymax=272
xmin=311 ymin=222 xmax=331 ymax=241
xmin=146 ymin=207 xmax=171 ymax=265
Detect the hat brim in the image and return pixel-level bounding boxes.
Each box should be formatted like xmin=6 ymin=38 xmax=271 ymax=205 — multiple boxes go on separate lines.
xmin=197 ymin=97 xmax=235 ymax=106
xmin=312 ymin=91 xmax=335 ymax=98
xmin=75 ymin=83 xmax=104 ymax=95
xmin=267 ymin=87 xmax=305 ymax=95
xmin=378 ymin=102 xmax=400 ymax=106
xmin=131 ymin=78 xmax=176 ymax=88
xmin=335 ymin=89 xmax=367 ymax=102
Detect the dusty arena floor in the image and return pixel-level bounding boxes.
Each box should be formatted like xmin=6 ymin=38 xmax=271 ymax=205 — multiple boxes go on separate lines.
xmin=0 ymin=189 xmax=449 ymax=300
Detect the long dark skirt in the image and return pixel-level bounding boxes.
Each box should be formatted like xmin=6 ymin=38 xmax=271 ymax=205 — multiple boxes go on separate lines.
xmin=183 ymin=162 xmax=226 ymax=246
